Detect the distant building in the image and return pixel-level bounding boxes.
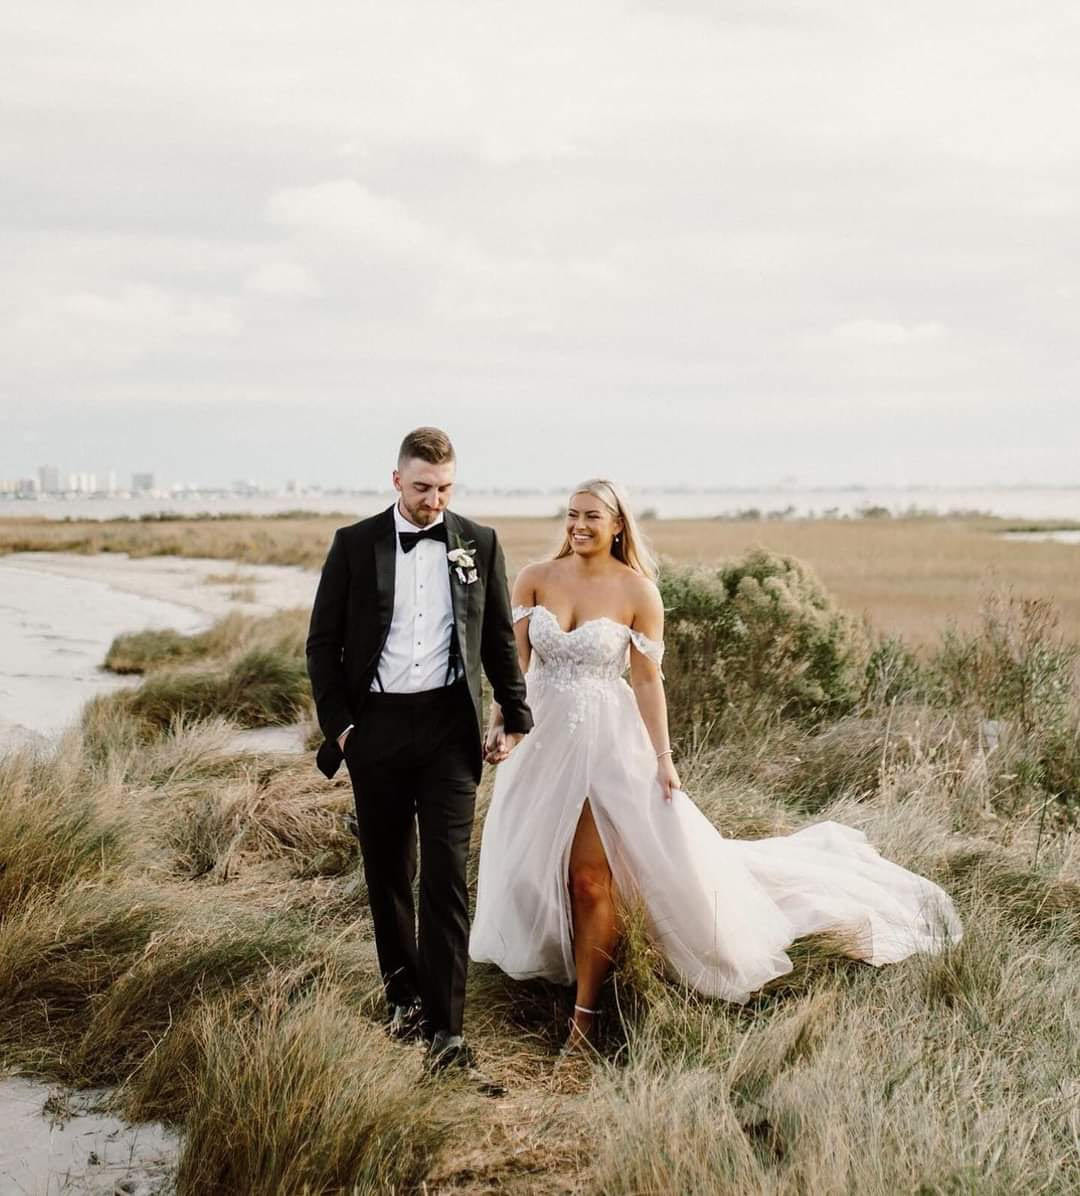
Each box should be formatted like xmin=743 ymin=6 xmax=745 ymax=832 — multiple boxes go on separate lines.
xmin=132 ymin=472 xmax=155 ymax=493
xmin=17 ymin=477 xmax=40 ymax=497
xmin=104 ymin=470 xmax=117 ymax=494
xmin=66 ymin=471 xmax=96 ymax=493
xmin=38 ymin=465 xmax=61 ymax=494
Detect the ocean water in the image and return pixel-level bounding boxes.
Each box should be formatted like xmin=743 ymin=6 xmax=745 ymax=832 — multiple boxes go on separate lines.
xmin=3 ymin=484 xmax=1080 ymax=522
xmin=1002 ymin=529 xmax=1080 ymax=544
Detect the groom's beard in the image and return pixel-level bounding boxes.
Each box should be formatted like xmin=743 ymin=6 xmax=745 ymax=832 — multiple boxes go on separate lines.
xmin=398 ymin=497 xmax=447 ymax=527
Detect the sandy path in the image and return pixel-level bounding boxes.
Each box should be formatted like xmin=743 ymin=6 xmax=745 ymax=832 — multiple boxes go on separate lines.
xmin=1 ymin=550 xmax=318 ymax=619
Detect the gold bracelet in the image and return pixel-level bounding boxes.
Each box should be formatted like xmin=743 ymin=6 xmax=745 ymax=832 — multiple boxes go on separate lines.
xmin=656 ymin=748 xmax=673 ymax=760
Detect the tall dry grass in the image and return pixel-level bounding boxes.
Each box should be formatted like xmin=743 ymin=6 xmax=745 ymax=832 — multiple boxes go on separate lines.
xmin=1 ymin=543 xmax=1079 ymax=1191
xmin=5 ymin=509 xmax=1080 ymax=642
xmin=178 ymin=981 xmax=452 ymax=1194
xmin=93 ymin=608 xmax=313 ymax=738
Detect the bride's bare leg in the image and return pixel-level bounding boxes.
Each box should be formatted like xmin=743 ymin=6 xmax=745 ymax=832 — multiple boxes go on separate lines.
xmin=567 ymin=800 xmax=618 ymax=1041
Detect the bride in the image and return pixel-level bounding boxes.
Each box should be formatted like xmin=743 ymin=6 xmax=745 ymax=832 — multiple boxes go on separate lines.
xmin=469 ymin=479 xmax=962 ymax=1048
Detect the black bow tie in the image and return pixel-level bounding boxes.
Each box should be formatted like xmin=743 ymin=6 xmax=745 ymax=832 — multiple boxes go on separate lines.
xmin=398 ymin=522 xmax=448 ymax=553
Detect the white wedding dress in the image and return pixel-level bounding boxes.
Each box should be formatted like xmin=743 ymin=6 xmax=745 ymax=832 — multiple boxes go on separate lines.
xmin=469 ymin=604 xmax=963 ymax=1002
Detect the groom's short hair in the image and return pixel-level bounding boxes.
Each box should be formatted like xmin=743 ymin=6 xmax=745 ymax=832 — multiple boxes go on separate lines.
xmin=398 ymin=426 xmax=455 ymax=467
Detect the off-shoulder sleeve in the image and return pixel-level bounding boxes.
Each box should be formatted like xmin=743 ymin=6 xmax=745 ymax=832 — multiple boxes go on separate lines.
xmin=512 ymin=604 xmax=535 ymax=623
xmin=628 ymin=627 xmax=665 ymax=676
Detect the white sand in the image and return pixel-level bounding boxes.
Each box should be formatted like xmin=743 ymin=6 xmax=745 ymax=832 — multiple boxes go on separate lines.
xmin=0 ymin=552 xmax=318 ymax=751
xmin=0 ymin=1076 xmax=177 ymax=1195
xmin=1 ymin=550 xmax=318 ymax=619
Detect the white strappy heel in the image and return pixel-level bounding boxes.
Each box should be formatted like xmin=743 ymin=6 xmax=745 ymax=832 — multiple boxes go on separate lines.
xmin=558 ymin=1004 xmax=601 ymax=1058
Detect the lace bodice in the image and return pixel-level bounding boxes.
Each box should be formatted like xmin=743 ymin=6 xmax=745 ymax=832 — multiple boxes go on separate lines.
xmin=512 ymin=604 xmax=664 ymax=734
xmin=513 ymin=603 xmax=663 ymax=687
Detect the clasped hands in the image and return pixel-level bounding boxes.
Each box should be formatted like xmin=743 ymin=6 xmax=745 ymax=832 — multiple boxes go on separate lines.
xmin=340 ymin=723 xmax=523 ymax=764
xmin=484 ymin=723 xmax=524 ymax=765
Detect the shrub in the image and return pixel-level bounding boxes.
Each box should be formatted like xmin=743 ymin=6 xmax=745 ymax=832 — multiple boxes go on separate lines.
xmin=659 ymin=549 xmax=866 ymax=734
xmin=925 ymin=589 xmax=1080 ymax=823
xmin=928 ymin=590 xmax=1077 ymax=734
xmin=863 ymin=634 xmax=927 ymax=706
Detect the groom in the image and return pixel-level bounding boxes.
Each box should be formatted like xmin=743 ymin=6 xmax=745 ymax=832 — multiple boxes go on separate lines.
xmin=306 ymin=427 xmax=532 ymax=1075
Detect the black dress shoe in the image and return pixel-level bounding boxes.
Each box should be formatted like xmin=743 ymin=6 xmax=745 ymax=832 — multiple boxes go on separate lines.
xmin=425 ymin=1031 xmax=506 ymax=1097
xmin=387 ymin=1000 xmax=426 ymax=1043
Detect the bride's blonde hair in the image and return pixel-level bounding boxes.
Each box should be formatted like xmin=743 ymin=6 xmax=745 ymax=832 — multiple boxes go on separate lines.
xmin=554 ymin=478 xmax=658 ymax=581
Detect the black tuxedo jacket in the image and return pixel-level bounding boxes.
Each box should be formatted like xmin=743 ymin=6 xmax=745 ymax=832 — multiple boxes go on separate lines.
xmin=306 ymin=506 xmax=533 ymax=781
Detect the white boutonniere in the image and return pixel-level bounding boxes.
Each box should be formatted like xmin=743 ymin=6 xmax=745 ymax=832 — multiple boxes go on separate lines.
xmin=448 ymin=536 xmax=479 ymax=585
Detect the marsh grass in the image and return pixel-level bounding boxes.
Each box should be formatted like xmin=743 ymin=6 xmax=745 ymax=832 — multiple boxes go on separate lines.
xmin=2 ymin=553 xmax=1080 ymax=1191
xmin=104 ymin=627 xmax=206 ymax=673
xmin=591 ymin=905 xmax=1080 ymax=1194
xmin=93 ymin=648 xmax=311 ymax=737
xmin=98 ymin=609 xmax=313 ymax=743
xmin=7 ymin=510 xmax=1080 ymax=643
xmin=105 ymin=609 xmax=307 ymax=675
xmin=132 ymin=648 xmax=310 ymax=727
xmin=0 ymin=884 xmax=168 ymax=1074
xmin=177 ymin=982 xmax=454 ymax=1195
xmin=204 ymin=571 xmax=258 ymax=585
xmin=0 ymin=745 xmax=128 ymax=912
xmin=153 ymin=757 xmax=357 ymax=882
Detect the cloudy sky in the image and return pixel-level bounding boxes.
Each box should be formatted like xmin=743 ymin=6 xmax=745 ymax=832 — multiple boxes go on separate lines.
xmin=2 ymin=1 xmax=1077 ymax=490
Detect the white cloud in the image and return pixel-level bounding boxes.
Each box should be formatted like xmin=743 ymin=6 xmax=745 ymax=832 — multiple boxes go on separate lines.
xmin=816 ymin=320 xmax=949 ymax=347
xmin=10 ymin=285 xmax=239 ymax=369
xmin=266 ymin=181 xmax=441 ymax=257
xmin=244 ymin=261 xmax=321 ymax=297
xmin=0 ymin=1 xmax=1077 ymax=482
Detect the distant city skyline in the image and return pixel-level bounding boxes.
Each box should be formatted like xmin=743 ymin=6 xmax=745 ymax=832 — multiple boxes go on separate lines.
xmin=2 ymin=396 xmax=1078 ymax=497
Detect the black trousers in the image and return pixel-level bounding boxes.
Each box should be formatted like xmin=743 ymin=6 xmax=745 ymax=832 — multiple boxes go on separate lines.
xmin=345 ymin=680 xmax=477 ymax=1036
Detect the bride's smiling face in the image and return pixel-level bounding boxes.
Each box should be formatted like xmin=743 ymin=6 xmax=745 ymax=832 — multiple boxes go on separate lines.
xmin=566 ymin=491 xmax=623 ymax=558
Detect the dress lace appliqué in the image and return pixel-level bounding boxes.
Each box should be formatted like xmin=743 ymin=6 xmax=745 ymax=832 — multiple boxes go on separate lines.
xmin=513 ymin=604 xmax=665 ymax=734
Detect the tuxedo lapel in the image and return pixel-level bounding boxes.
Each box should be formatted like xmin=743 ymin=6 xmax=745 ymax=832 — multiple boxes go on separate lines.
xmin=444 ymin=510 xmax=470 ymax=662
xmin=372 ymin=506 xmax=397 ymax=640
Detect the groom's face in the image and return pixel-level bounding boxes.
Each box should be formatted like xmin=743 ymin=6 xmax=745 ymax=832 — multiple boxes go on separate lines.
xmin=393 ymin=456 xmax=456 ymax=526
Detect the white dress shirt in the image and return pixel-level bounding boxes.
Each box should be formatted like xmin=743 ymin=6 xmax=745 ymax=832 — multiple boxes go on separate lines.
xmin=371 ymin=504 xmax=459 ymax=693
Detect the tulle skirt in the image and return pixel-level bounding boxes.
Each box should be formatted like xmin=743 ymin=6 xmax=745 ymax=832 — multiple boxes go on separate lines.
xmin=469 ymin=675 xmax=962 ymax=1001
